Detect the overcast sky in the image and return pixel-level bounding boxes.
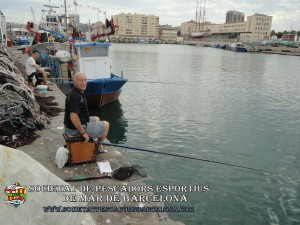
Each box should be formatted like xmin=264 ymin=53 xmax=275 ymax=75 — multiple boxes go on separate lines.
xmin=1 ymin=0 xmax=300 ymax=32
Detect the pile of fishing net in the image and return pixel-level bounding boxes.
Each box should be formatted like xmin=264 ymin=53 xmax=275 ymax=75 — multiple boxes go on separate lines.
xmin=0 ymin=45 xmax=62 ymax=148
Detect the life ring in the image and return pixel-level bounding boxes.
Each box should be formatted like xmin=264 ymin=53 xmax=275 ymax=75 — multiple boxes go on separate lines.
xmin=85 ymin=47 xmax=91 ymax=54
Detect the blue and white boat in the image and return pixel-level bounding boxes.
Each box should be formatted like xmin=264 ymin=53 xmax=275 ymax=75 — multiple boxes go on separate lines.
xmin=39 ymin=42 xmax=127 ymax=108
xmin=68 ymin=42 xmax=127 ymax=107
xmin=8 ymin=28 xmax=31 ymax=46
xmin=230 ymin=43 xmax=247 ymax=52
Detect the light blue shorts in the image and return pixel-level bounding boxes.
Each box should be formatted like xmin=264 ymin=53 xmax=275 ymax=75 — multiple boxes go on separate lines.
xmin=65 ymin=116 xmax=105 ymax=139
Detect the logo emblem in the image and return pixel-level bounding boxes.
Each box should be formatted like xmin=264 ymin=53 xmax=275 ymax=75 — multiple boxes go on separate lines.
xmin=5 ymin=182 xmax=27 ymax=208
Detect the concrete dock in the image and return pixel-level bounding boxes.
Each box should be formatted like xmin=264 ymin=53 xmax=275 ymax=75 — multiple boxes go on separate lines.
xmin=4 ymin=46 xmax=184 ymax=225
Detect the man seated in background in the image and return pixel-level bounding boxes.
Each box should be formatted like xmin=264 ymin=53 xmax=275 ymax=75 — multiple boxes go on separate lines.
xmin=25 ymin=50 xmax=50 ymax=86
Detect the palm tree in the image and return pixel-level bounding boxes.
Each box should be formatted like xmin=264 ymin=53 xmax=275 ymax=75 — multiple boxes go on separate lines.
xmin=277 ymin=32 xmax=283 ymax=39
xmin=270 ymin=30 xmax=276 ymax=36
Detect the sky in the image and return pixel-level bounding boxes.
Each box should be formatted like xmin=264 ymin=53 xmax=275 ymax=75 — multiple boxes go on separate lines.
xmin=1 ymin=0 xmax=300 ymax=32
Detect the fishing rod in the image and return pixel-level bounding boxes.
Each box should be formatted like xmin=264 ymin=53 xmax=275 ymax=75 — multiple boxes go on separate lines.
xmin=45 ymin=129 xmax=285 ymax=177
xmin=50 ymin=78 xmax=191 ymax=86
xmin=100 ymin=142 xmax=282 ymax=176
xmin=127 ymin=80 xmax=191 ymax=85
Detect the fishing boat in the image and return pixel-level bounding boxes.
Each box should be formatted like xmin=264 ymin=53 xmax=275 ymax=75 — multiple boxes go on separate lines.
xmin=68 ymin=42 xmax=127 ymax=107
xmin=39 ymin=41 xmax=127 ymax=108
xmin=26 ymin=5 xmax=66 ymax=45
xmin=26 ymin=3 xmax=127 ymax=108
xmin=230 ymin=43 xmax=247 ymax=52
xmin=7 ymin=28 xmax=31 ymax=46
xmin=138 ymin=38 xmax=147 ymax=44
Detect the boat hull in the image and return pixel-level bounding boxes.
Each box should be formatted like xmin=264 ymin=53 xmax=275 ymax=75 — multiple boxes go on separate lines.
xmin=86 ymin=91 xmax=121 ymax=108
xmin=67 ymin=77 xmax=127 ymax=108
xmin=230 ymin=43 xmax=247 ymax=52
xmin=191 ymin=32 xmax=210 ymax=38
xmin=231 ymin=46 xmax=247 ymax=52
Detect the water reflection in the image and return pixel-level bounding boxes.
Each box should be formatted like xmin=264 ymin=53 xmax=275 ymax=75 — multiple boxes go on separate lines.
xmin=89 ymin=100 xmax=128 ymax=144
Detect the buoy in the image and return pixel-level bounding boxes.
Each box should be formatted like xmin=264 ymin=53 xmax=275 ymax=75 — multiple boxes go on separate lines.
xmin=25 ymin=47 xmax=31 ymax=54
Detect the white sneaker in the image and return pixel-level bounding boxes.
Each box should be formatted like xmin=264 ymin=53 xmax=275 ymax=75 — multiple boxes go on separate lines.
xmin=98 ymin=145 xmax=108 ymax=153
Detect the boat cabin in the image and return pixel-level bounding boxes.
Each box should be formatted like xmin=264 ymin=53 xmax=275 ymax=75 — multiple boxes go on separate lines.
xmin=71 ymin=42 xmax=111 ymax=79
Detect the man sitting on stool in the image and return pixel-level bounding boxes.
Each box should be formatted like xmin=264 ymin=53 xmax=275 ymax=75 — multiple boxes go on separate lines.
xmin=25 ymin=50 xmax=50 ymax=86
xmin=64 ymin=71 xmax=110 ymax=153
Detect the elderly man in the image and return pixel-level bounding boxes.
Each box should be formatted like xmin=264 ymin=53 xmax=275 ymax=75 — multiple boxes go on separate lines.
xmin=25 ymin=50 xmax=50 ymax=86
xmin=64 ymin=72 xmax=109 ymax=152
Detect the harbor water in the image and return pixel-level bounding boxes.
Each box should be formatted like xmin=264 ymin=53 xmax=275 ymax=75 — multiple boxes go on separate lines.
xmin=91 ymin=44 xmax=300 ymax=225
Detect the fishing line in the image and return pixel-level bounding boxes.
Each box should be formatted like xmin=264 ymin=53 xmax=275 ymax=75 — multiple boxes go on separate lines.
xmin=100 ymin=142 xmax=283 ymax=177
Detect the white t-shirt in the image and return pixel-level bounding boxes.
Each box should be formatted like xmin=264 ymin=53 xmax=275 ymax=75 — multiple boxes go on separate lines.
xmin=25 ymin=57 xmax=36 ymax=76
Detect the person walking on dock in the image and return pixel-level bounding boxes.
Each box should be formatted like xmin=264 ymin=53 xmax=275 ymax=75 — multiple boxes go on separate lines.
xmin=25 ymin=50 xmax=49 ymax=86
xmin=64 ymin=72 xmax=110 ymax=153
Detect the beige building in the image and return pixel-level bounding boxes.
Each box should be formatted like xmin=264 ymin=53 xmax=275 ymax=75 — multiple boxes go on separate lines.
xmin=160 ymin=29 xmax=177 ymax=41
xmin=114 ymin=13 xmax=159 ymax=38
xmin=90 ymin=21 xmax=105 ymax=36
xmin=181 ymin=13 xmax=272 ymax=41
xmin=208 ymin=22 xmax=246 ymax=34
xmin=158 ymin=25 xmax=178 ymax=41
xmin=240 ymin=13 xmax=272 ymax=41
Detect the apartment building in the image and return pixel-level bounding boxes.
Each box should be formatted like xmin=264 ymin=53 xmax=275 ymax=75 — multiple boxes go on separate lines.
xmin=91 ymin=21 xmax=105 ymax=36
xmin=114 ymin=13 xmax=159 ymax=38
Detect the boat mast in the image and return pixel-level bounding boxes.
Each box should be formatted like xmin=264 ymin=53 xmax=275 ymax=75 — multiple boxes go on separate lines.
xmin=64 ymin=0 xmax=67 ymax=30
xmin=199 ymin=0 xmax=202 ymax=32
xmin=202 ymin=0 xmax=206 ymax=31
xmin=195 ymin=0 xmax=200 ymax=32
xmin=194 ymin=0 xmax=205 ymax=32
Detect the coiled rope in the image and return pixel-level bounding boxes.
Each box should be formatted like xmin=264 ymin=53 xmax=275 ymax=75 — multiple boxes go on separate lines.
xmin=0 ymin=45 xmax=51 ymax=147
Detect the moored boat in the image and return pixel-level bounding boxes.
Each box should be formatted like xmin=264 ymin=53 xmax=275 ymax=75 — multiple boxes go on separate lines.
xmin=191 ymin=31 xmax=210 ymax=38
xmin=191 ymin=0 xmax=211 ymax=39
xmin=70 ymin=42 xmax=127 ymax=107
xmin=230 ymin=43 xmax=247 ymax=52
xmin=26 ymin=5 xmax=67 ymax=45
xmin=39 ymin=41 xmax=127 ymax=108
